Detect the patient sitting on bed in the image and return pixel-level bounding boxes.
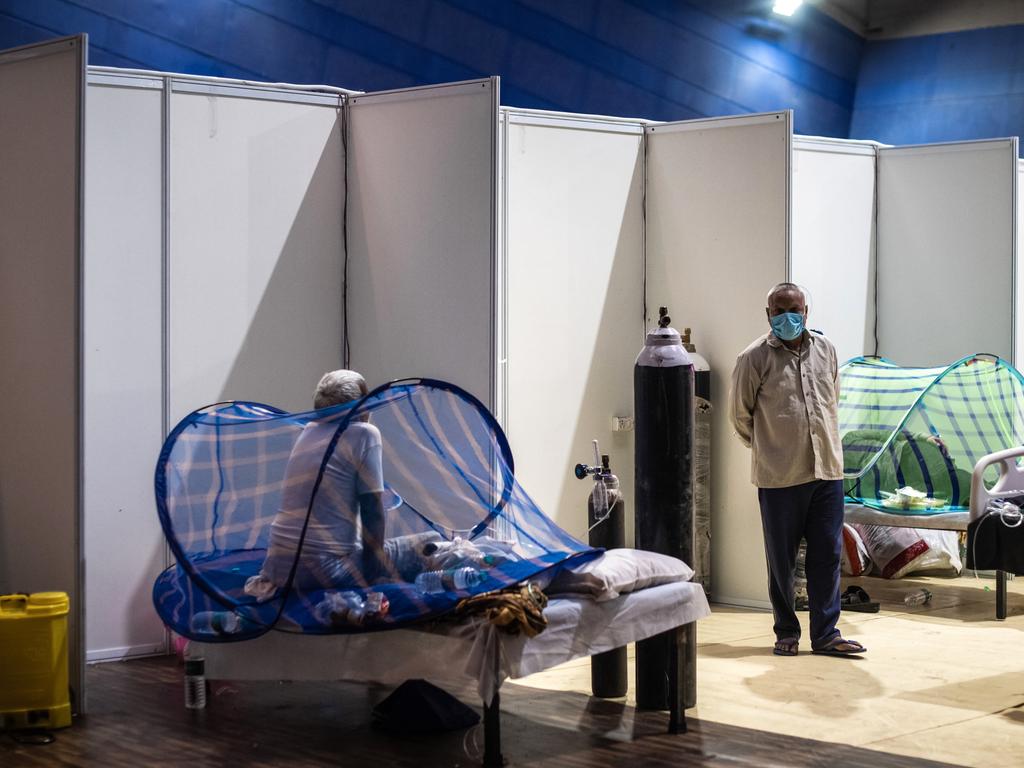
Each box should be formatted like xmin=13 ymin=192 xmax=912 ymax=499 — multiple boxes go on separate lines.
xmin=245 ymin=369 xmax=396 ymax=600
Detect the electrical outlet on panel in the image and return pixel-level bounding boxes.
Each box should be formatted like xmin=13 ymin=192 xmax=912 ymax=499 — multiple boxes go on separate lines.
xmin=612 ymin=416 xmax=634 ymax=432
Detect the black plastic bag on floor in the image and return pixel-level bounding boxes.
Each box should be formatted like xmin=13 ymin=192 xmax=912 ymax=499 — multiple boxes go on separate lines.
xmin=967 ymin=508 xmax=1024 ymax=575
xmin=372 ymin=679 xmax=480 ymax=733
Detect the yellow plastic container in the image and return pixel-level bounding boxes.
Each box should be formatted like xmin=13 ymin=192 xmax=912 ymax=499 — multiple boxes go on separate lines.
xmin=0 ymin=592 xmax=72 ymax=729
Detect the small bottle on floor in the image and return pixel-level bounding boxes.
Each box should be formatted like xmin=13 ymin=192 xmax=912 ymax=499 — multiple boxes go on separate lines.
xmin=904 ymin=588 xmax=932 ymax=607
xmin=184 ymin=657 xmax=206 ymax=710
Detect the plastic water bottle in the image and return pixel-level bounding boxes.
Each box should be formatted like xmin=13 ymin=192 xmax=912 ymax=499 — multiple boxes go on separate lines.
xmin=415 ymin=567 xmax=486 ymax=594
xmin=314 ymin=591 xmax=366 ymax=626
xmin=314 ymin=590 xmax=391 ymax=626
xmin=183 ymin=657 xmax=206 ymax=710
xmin=904 ymin=588 xmax=932 ymax=607
xmin=190 ymin=610 xmax=243 ymax=636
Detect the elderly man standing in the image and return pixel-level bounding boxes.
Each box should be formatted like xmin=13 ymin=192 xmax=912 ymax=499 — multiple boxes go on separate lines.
xmin=729 ymin=283 xmax=866 ymax=657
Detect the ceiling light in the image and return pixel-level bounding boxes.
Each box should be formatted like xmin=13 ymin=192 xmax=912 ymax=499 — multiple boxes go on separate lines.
xmin=772 ymin=0 xmax=803 ymax=16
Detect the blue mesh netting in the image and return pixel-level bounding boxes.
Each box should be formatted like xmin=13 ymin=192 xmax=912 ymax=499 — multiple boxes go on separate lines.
xmin=840 ymin=355 xmax=1024 ymax=514
xmin=153 ymin=378 xmax=597 ymax=641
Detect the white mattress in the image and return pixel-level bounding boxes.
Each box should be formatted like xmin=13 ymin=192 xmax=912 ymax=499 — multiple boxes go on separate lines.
xmin=196 ymin=580 xmax=710 ymax=702
xmin=844 ymin=503 xmax=969 ymax=531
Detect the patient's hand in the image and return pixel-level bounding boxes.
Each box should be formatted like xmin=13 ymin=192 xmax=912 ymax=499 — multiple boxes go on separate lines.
xmin=926 ymin=435 xmax=950 ymax=459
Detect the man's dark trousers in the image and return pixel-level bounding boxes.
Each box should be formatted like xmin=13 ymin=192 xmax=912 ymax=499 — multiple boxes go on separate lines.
xmin=757 ymin=479 xmax=844 ymax=648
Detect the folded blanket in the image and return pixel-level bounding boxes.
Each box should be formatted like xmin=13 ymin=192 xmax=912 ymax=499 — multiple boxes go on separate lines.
xmin=453 ymin=582 xmax=548 ymax=637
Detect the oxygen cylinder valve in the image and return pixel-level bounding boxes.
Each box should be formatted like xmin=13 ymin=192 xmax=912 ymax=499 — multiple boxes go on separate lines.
xmin=574 ymin=439 xmax=607 ymax=481
xmin=574 ymin=463 xmax=599 ymax=480
xmin=575 ymin=455 xmax=613 ymax=481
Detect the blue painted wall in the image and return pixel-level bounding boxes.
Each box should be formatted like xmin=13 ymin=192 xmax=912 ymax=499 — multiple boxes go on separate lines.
xmin=850 ymin=24 xmax=1024 ymax=147
xmin=0 ymin=0 xmax=861 ymax=137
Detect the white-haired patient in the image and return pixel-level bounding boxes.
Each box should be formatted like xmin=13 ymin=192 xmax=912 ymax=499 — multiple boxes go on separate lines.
xmin=245 ymin=369 xmax=396 ymax=600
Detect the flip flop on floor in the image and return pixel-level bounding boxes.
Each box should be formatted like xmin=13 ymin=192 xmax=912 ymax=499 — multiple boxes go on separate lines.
xmin=773 ymin=637 xmax=799 ymax=656
xmin=840 ymin=585 xmax=880 ymax=613
xmin=812 ymin=637 xmax=867 ymax=657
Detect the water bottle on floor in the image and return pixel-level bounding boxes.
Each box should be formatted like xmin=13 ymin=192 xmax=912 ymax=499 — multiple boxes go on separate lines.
xmin=184 ymin=657 xmax=206 ymax=710
xmin=904 ymin=588 xmax=932 ymax=607
xmin=415 ymin=567 xmax=486 ymax=594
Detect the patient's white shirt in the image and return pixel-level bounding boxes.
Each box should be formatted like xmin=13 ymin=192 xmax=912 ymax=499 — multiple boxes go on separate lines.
xmin=268 ymin=420 xmax=383 ymax=558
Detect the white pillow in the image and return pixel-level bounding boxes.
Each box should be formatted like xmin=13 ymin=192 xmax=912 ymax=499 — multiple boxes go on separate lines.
xmin=546 ymin=549 xmax=694 ymax=601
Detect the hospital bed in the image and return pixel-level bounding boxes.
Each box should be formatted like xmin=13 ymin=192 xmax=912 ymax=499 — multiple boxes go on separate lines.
xmin=844 ymin=446 xmax=1022 ymax=620
xmin=194 ymin=579 xmax=711 ymax=767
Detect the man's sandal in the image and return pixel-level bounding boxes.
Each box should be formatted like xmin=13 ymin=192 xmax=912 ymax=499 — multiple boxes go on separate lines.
xmin=773 ymin=637 xmax=799 ymax=656
xmin=840 ymin=585 xmax=880 ymax=613
xmin=812 ymin=637 xmax=867 ymax=656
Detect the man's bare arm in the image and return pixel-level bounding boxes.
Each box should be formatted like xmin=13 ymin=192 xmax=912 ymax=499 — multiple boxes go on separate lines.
xmin=358 ymin=491 xmax=388 ymax=581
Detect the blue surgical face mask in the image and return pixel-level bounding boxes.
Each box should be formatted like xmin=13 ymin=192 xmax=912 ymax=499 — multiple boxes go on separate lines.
xmin=770 ymin=311 xmax=805 ymax=341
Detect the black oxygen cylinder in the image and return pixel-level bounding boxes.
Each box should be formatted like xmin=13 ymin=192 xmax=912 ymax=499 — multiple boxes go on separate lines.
xmin=587 ymin=455 xmax=626 ymax=698
xmin=634 ymin=307 xmax=696 ymax=711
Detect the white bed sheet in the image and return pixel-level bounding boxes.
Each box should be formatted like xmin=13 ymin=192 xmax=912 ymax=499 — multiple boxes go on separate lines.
xmin=844 ymin=503 xmax=968 ymax=531
xmin=196 ymin=580 xmax=710 ymax=702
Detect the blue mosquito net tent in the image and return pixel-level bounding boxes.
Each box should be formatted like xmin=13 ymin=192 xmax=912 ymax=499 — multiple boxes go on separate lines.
xmin=840 ymin=354 xmax=1024 ymax=514
xmin=153 ymin=379 xmax=597 ymax=642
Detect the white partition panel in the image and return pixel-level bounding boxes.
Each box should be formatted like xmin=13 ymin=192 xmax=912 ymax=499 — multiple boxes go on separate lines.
xmin=503 ymin=112 xmax=644 ymax=541
xmin=646 ymin=113 xmax=791 ymax=607
xmin=347 ymin=80 xmax=498 ymax=407
xmin=791 ymin=138 xmax=877 ymax=364
xmin=170 ymin=85 xmax=344 ymax=420
xmin=84 ymin=76 xmax=166 ymax=661
xmin=877 ymin=139 xmax=1017 ymax=366
xmin=0 ymin=36 xmax=86 ymax=704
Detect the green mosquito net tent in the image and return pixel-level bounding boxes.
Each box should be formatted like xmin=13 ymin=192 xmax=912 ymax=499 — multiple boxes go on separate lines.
xmin=840 ymin=355 xmax=1024 ymax=514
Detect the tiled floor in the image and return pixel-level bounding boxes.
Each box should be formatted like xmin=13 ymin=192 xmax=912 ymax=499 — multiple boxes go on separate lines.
xmin=510 ymin=573 xmax=1024 ymax=768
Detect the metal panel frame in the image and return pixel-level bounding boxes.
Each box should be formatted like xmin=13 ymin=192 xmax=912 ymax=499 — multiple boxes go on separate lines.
xmin=170 ymin=79 xmax=341 ymax=107
xmin=504 ymin=108 xmax=646 ymax=136
xmin=647 ymin=111 xmax=788 ymax=135
xmin=349 ymin=79 xmax=493 ymax=107
xmin=89 ymin=65 xmax=359 ymax=95
xmin=74 ymin=32 xmax=87 ymax=714
xmin=792 ymin=135 xmax=881 ymax=157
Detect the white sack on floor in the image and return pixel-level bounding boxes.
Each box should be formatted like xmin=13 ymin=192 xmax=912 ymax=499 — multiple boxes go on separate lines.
xmin=911 ymin=529 xmax=963 ymax=574
xmin=853 ymin=524 xmax=961 ymax=579
xmin=840 ymin=523 xmax=871 ymax=576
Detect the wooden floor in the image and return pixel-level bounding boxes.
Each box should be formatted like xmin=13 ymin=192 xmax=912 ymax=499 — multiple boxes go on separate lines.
xmin=1 ymin=572 xmax=1018 ymax=767
xmin=2 ymin=654 xmax=958 ymax=768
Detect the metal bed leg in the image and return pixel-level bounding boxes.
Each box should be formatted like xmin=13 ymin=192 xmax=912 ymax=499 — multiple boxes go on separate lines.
xmin=482 ymin=691 xmax=504 ymax=767
xmin=997 ymin=570 xmax=1007 ymax=620
xmin=482 ymin=630 xmax=505 ymax=767
xmin=667 ymin=624 xmax=687 ymax=734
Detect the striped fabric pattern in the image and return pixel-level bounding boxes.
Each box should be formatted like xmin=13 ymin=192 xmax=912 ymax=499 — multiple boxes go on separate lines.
xmin=839 ymin=355 xmax=1024 ymax=514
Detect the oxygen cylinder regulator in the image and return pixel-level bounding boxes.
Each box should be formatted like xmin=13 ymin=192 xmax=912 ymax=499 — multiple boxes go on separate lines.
xmin=574 ymin=440 xmax=623 ymax=541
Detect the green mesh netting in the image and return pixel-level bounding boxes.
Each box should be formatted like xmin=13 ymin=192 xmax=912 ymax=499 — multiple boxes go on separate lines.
xmin=840 ymin=355 xmax=1024 ymax=514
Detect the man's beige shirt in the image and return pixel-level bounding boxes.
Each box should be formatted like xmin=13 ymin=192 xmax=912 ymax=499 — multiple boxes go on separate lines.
xmin=729 ymin=331 xmax=844 ymax=488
